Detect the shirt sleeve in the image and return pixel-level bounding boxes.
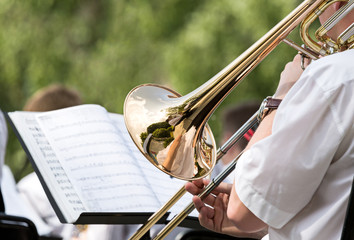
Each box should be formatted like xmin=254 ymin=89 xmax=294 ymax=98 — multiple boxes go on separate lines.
xmin=234 ymin=64 xmax=345 ymax=229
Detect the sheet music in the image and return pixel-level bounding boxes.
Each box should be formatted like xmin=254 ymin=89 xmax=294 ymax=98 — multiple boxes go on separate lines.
xmin=8 ymin=112 xmax=85 ymax=222
xmin=10 ymin=105 xmax=199 ymax=225
xmin=36 ymin=105 xmax=160 ymax=213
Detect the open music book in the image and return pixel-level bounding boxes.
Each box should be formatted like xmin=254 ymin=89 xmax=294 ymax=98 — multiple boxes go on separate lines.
xmin=6 ymin=104 xmax=199 ymax=226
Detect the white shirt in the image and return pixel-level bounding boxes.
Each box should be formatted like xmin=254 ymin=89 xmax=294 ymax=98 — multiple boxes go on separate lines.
xmin=234 ymin=49 xmax=354 ymax=240
xmin=2 ymin=166 xmax=52 ymax=236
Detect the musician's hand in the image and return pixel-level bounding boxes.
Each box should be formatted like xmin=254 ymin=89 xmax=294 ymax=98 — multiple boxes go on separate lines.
xmin=185 ymin=178 xmax=232 ymax=196
xmin=186 ymin=180 xmax=266 ymax=239
xmin=185 ymin=179 xmax=235 ymax=233
xmin=194 ymin=192 xmax=239 ymax=234
xmin=274 ymin=54 xmax=310 ymax=99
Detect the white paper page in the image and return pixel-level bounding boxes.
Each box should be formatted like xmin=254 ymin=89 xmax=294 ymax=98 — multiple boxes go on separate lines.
xmin=36 ymin=105 xmax=159 ymax=213
xmin=109 ymin=113 xmax=198 ymax=219
xmin=8 ymin=112 xmax=84 ymax=223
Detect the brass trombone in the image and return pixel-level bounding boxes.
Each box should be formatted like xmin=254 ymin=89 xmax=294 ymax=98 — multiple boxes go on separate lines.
xmin=124 ymin=0 xmax=354 ymax=239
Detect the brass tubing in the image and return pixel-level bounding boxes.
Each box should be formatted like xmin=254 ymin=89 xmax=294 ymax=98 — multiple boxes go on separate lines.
xmin=282 ymin=38 xmax=320 ymax=60
xmin=316 ymin=0 xmax=353 ymax=37
xmin=300 ymin=0 xmax=347 ymax=55
xmin=338 ymin=23 xmax=354 ymax=44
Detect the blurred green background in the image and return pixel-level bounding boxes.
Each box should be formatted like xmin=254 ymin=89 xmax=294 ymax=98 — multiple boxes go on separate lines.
xmin=1 ymin=0 xmax=303 ymax=181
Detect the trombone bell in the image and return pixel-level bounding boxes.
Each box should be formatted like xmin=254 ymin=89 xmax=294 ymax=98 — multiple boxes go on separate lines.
xmin=124 ymin=84 xmax=216 ymax=180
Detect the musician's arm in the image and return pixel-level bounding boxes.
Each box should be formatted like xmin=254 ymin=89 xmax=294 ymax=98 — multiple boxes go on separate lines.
xmin=227 ymin=54 xmax=306 ymax=232
xmin=227 ymin=110 xmax=275 ymax=233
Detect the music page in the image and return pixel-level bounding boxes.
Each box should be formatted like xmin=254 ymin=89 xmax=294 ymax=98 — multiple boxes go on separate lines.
xmin=36 ymin=105 xmax=160 ymax=213
xmin=8 ymin=111 xmax=85 ymax=223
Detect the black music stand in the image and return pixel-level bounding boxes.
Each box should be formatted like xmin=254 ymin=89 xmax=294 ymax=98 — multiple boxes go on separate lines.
xmin=0 ymin=213 xmax=39 ymax=240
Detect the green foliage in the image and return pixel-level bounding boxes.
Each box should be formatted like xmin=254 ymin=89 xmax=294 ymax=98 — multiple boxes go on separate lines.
xmin=152 ymin=128 xmax=171 ymax=138
xmin=140 ymin=132 xmax=148 ymax=143
xmin=147 ymin=121 xmax=171 ymax=134
xmin=1 ymin=0 xmax=303 ymax=181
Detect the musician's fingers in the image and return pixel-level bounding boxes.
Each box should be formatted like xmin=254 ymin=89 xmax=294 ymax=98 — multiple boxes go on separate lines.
xmin=194 ymin=196 xmax=215 ymax=230
xmin=222 ymin=192 xmax=229 ymax=211
xmin=210 ymin=181 xmax=232 ymax=195
xmin=193 ymin=196 xmax=209 ymax=214
xmin=199 ymin=206 xmax=215 ymax=229
xmin=185 ymin=178 xmax=213 ymax=195
xmin=193 ymin=179 xmax=231 ymax=195
xmin=185 ymin=181 xmax=203 ymax=195
xmin=194 ymin=178 xmax=208 ymax=188
xmin=201 ymin=193 xmax=218 ymax=207
xmin=213 ymin=193 xmax=225 ymax=232
xmin=201 ymin=178 xmax=211 ymax=186
xmin=186 ymin=183 xmax=223 ymax=209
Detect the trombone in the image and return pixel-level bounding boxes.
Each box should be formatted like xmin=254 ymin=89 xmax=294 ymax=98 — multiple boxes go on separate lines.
xmin=124 ymin=0 xmax=354 ymax=239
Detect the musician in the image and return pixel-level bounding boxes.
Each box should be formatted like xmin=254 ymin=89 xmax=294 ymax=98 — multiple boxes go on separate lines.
xmin=186 ymin=2 xmax=354 ymax=240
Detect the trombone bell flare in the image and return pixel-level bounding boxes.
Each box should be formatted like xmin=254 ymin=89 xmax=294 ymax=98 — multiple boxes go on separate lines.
xmin=123 ymin=84 xmax=217 ymax=181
